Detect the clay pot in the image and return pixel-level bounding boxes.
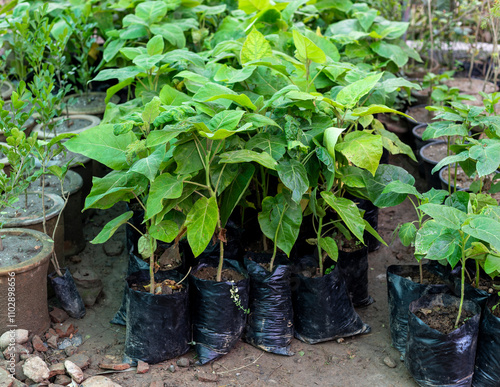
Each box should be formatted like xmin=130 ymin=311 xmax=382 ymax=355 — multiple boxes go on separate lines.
xmin=0 ymin=228 xmax=54 ymax=336
xmin=0 ymin=192 xmax=65 ymax=268
xmin=62 ymin=92 xmax=120 ymax=116
xmin=1 ymin=80 xmax=13 ymax=100
xmin=33 ymin=114 xmax=101 ymax=140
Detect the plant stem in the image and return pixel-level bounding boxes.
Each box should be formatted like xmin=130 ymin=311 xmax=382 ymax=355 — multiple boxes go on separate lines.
xmin=317 ymin=217 xmax=323 ymax=276
xmin=475 ymin=260 xmax=480 ymax=288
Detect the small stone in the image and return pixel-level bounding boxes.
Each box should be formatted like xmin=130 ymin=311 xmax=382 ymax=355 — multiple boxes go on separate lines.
xmin=3 ymin=345 xmax=30 ymax=361
xmin=15 ymin=360 xmax=26 ymax=381
xmin=0 ymin=367 xmax=14 ymax=387
xmin=64 ymin=346 xmax=78 ymax=357
xmin=49 ymin=308 xmax=69 ymax=324
xmin=383 ymin=356 xmax=397 ymax=368
xmin=70 ymin=334 xmax=82 ymax=347
xmin=195 ymin=372 xmax=218 ymax=383
xmin=22 ymin=356 xmax=50 ymax=383
xmin=103 ymin=240 xmax=124 ymax=257
xmin=167 ymin=365 xmax=175 ymax=373
xmin=58 ymin=339 xmax=72 ymax=351
xmin=268 ymin=380 xmax=277 ymax=384
xmin=49 ymin=384 xmax=65 ymax=387
xmin=64 ymin=360 xmax=83 ymax=383
xmin=31 ymin=336 xmax=47 ymax=353
xmin=66 ymin=354 xmax=90 ymax=370
xmin=98 ymin=363 xmax=130 ymax=371
xmin=48 ymin=363 xmax=65 ymax=378
xmin=53 ymin=323 xmax=77 ymax=338
xmin=0 ymin=330 xmax=29 ymax=351
xmin=136 ymin=361 xmax=149 ymax=374
xmin=47 ymin=336 xmax=58 ymax=350
xmin=54 ymin=374 xmax=71 ymax=386
xmin=176 ymin=357 xmax=189 ymax=368
xmin=81 ymin=376 xmax=122 ymax=386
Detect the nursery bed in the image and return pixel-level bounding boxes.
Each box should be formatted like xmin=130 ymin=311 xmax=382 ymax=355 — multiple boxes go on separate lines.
xmin=53 ymin=153 xmax=422 ymax=387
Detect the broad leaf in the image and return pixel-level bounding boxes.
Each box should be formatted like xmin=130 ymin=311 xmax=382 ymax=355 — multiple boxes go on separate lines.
xmin=130 ymin=146 xmax=165 ymax=181
xmin=241 ymin=28 xmax=272 ymax=64
xmin=145 ymin=173 xmax=183 ymax=220
xmin=91 ymin=211 xmax=133 ymax=244
xmin=321 ymin=192 xmax=365 ymax=243
xmin=149 ymin=220 xmax=179 ymax=243
xmin=245 ymin=133 xmax=287 ymax=160
xmin=462 ymin=215 xmax=500 ymax=251
xmin=292 ymin=30 xmax=326 ymax=64
xmin=469 ymin=142 xmax=500 ymax=177
xmin=319 ymin=236 xmax=338 ymax=261
xmin=399 ymin=222 xmax=417 ymax=246
xmin=336 ymin=131 xmax=382 ymax=175
xmin=336 ymin=73 xmax=382 ymax=108
xmin=185 ymin=196 xmax=219 ymax=257
xmin=173 ymin=141 xmax=204 ymax=174
xmin=219 ymin=150 xmax=277 ymax=170
xmin=276 ymin=160 xmax=309 ymax=203
xmin=136 ymin=1 xmax=168 ymax=23
xmin=419 ymin=203 xmax=467 ymax=231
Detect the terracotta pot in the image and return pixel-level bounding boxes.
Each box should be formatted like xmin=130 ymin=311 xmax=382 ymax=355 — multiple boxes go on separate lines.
xmin=0 ymin=192 xmax=65 ymax=268
xmin=0 ymin=228 xmax=54 ymax=336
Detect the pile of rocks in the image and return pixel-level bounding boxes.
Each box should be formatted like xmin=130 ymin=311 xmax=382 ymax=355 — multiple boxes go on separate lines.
xmin=0 ymin=308 xmax=136 ymax=387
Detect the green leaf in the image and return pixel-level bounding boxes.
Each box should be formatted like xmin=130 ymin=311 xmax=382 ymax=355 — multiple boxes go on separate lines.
xmin=138 ymin=235 xmax=155 ymax=260
xmin=399 ymin=222 xmax=417 ymax=246
xmin=376 ymin=126 xmax=416 ymax=162
xmin=321 ymin=192 xmax=365 ymax=243
xmin=185 ymin=196 xmax=219 ymax=257
xmin=353 ymin=105 xmax=413 ymax=120
xmin=364 ymin=164 xmax=415 ymax=207
xmin=129 ymin=145 xmax=165 ymax=181
xmin=104 ymin=39 xmax=126 ymax=62
xmin=136 ymin=1 xmax=167 ymax=23
xmin=159 ymin=85 xmax=191 ymax=106
xmin=323 ymin=127 xmax=344 ymax=160
xmin=484 ymin=254 xmax=500 ymax=276
xmin=173 ymin=141 xmax=204 ymax=174
xmin=431 ymin=152 xmax=470 ymax=175
xmin=120 ymin=47 xmax=147 ymax=60
xmin=93 ymin=66 xmax=142 ymax=83
xmin=220 ymin=164 xmax=255 ymax=226
xmin=133 ymin=54 xmax=164 ymax=71
xmin=419 ymin=203 xmax=467 ymax=231
xmin=142 ymin=96 xmax=161 ymax=125
xmin=145 ymin=172 xmax=184 ymax=220
xmin=150 ymin=24 xmax=185 ymax=48
xmin=146 ymin=125 xmax=186 ymax=147
xmin=422 ymin=122 xmax=468 ymax=140
xmin=462 ymin=216 xmax=500 ymax=251
xmin=292 ymin=30 xmax=326 ymax=64
xmin=65 ymin=124 xmax=136 ymax=170
xmin=336 ymin=73 xmax=383 ymax=109
xmin=381 ymin=181 xmax=422 ymax=198
xmin=150 ymin=220 xmax=179 ymax=243
xmin=258 ymin=193 xmax=302 ymax=256
xmin=370 ymin=41 xmax=408 ymax=67
xmin=241 ymin=28 xmax=272 ymax=64
xmin=193 ymin=82 xmax=256 ymax=110
xmin=147 ymin=35 xmax=164 ymax=56
xmin=91 ymin=211 xmax=133 ymax=244
xmin=422 ymin=188 xmax=449 ymax=204
xmin=336 ymin=131 xmax=382 ymax=175
xmin=426 ymin=230 xmax=462 ymax=267
xmin=208 ymin=110 xmax=245 ymax=132
xmin=469 ymin=142 xmax=500 ymax=177
xmin=276 ymin=160 xmax=309 ymax=204
xmin=319 ymin=237 xmax=338 ymax=261
xmin=245 ymin=133 xmax=287 ymax=160
xmin=239 ymin=0 xmax=271 ymax=14
xmin=219 ymin=150 xmax=277 ymax=170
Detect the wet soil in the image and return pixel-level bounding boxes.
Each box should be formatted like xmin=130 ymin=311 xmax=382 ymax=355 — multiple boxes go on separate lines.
xmin=193 ymin=266 xmax=245 ymax=282
xmin=46 ymin=152 xmax=427 ymax=386
xmin=335 ymin=233 xmax=364 ymax=252
xmin=405 ymin=268 xmax=446 ymax=286
xmin=1 ymin=193 xmax=55 ymax=219
xmin=407 ymin=106 xmax=435 ymax=124
xmin=420 ymin=142 xmax=448 ymax=163
xmin=415 ymin=304 xmax=474 ymax=334
xmin=130 ymin=279 xmax=184 ymax=295
xmin=0 ymin=232 xmax=42 ymax=267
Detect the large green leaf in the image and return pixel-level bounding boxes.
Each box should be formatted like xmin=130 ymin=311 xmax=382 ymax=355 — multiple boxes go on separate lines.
xmin=319 ymin=236 xmax=338 ymax=261
xmin=353 ymin=105 xmax=413 ymax=120
xmin=65 ymin=124 xmax=136 ymax=170
xmin=91 ymin=211 xmax=134 ymax=244
xmin=93 ymin=66 xmax=142 ymax=83
xmin=245 ymin=133 xmax=287 ymax=160
xmin=336 ymin=73 xmax=382 ymax=108
xmin=292 ymin=30 xmax=326 ymax=64
xmin=258 ymin=193 xmax=302 ymax=256
xmin=136 ymin=1 xmax=167 ymax=23
xmin=149 ymin=220 xmax=179 ymax=243
xmin=399 ymin=222 xmax=417 ymax=246
xmin=462 ymin=215 xmax=500 ymax=251
xmin=209 ymin=110 xmax=245 ymax=132
xmin=469 ymin=142 xmax=500 ymax=177
xmin=193 ymin=82 xmax=256 ymax=110
xmin=129 ymin=146 xmax=165 ymax=181
xmin=364 ymin=164 xmax=415 ymax=207
xmin=484 ymin=254 xmax=500 ymax=276
xmin=145 ymin=173 xmax=184 ymax=220
xmin=241 ymin=28 xmax=272 ymax=64
xmin=147 ymin=35 xmax=164 ymax=56
xmin=336 ymin=131 xmax=382 ymax=175
xmin=426 ymin=230 xmax=462 ymax=267
xmin=323 ymin=127 xmax=344 ymax=160
xmin=150 ymin=24 xmax=185 ymax=48
xmin=219 ymin=150 xmax=277 ymax=170
xmin=381 ymin=181 xmax=422 ymax=198
xmin=159 ymin=85 xmax=191 ymax=106
xmin=431 ymin=152 xmax=469 ymax=175
xmin=370 ymin=41 xmax=408 ymax=67
xmin=376 ymin=126 xmax=416 ymax=162
xmin=173 ymin=141 xmax=204 ymax=174
xmin=185 ymin=196 xmax=219 ymax=257
xmin=321 ymin=192 xmax=365 ymax=242
xmin=276 ymin=160 xmax=309 ymax=204
xmin=419 ymin=203 xmax=467 ymax=231
xmin=422 ymin=122 xmax=468 ymax=140
xmin=219 ymin=164 xmax=255 ymax=226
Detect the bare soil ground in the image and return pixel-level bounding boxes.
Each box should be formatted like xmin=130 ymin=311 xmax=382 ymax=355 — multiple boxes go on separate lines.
xmin=58 ymin=153 xmax=424 ymax=387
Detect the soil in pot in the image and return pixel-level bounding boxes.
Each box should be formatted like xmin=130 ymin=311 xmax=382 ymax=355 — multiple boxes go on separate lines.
xmin=243 ymin=252 xmax=294 ymax=356
xmin=440 ymin=165 xmax=499 ymax=199
xmin=405 ymin=293 xmax=481 ymax=387
xmin=414 ymin=303 xmax=475 ymax=334
xmin=0 ymin=229 xmax=53 ymax=336
xmin=292 ymin=255 xmax=371 ymax=344
xmin=34 ymin=114 xmax=101 ymax=139
xmin=472 ymin=296 xmax=500 ymax=387
xmin=192 ymin=266 xmax=245 ymax=281
xmin=63 ymin=92 xmax=120 ymax=116
xmin=387 ymin=264 xmax=452 ymax=355
xmin=124 ymin=270 xmax=190 ymax=364
xmin=420 ymin=141 xmax=448 ymax=190
xmin=190 ymin=260 xmax=250 ymax=365
xmin=407 ymin=105 xmax=436 ymax=125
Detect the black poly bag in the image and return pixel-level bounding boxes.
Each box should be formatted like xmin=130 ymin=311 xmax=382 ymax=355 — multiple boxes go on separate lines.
xmin=49 ymin=268 xmax=86 ymax=319
xmin=405 ymin=293 xmax=481 ymax=387
xmin=472 ymin=296 xmax=500 ymax=387
xmin=292 ymin=256 xmax=370 ymax=344
xmin=450 ymin=272 xmax=490 ymax=311
xmin=387 ymin=264 xmax=452 ymax=355
xmin=190 ymin=260 xmax=250 ymax=365
xmin=243 ymin=252 xmax=293 ymax=356
xmin=337 ymin=245 xmax=373 ymax=307
xmin=124 ymin=270 xmax=190 ymax=364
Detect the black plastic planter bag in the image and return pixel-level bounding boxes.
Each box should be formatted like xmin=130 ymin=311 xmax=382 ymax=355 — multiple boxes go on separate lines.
xmin=48 ymin=268 xmax=86 ymax=319
xmin=243 ymin=252 xmax=293 ymax=356
xmin=291 ymin=256 xmax=370 ymax=344
xmin=337 ymin=245 xmax=373 ymax=308
xmin=124 ymin=270 xmax=190 ymax=364
xmin=451 ymin=274 xmax=490 ymax=311
xmin=472 ymin=297 xmax=500 ymax=387
xmin=190 ymin=260 xmax=249 ymax=365
xmin=111 ymin=250 xmax=149 ymax=325
xmin=387 ymin=264 xmax=452 ymax=355
xmin=405 ymin=293 xmax=481 ymax=387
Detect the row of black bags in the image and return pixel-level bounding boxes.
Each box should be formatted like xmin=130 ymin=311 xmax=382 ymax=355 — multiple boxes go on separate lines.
xmin=387 ymin=264 xmax=500 ymax=387
xmin=116 ymin=252 xmax=371 ymax=365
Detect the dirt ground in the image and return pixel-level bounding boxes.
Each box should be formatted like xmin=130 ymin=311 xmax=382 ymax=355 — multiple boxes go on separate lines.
xmin=57 ymin=153 xmax=425 ymax=387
